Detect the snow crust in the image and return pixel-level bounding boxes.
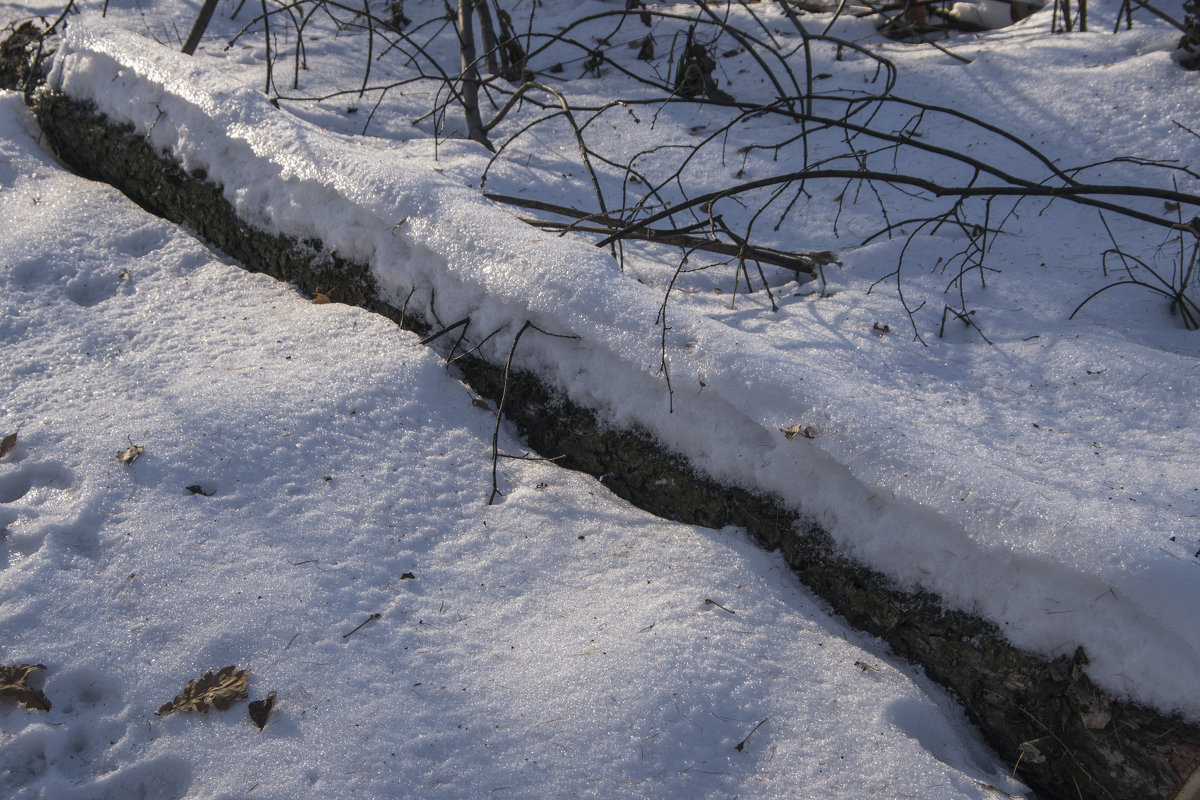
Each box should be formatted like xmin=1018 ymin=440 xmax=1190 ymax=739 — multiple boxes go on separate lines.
xmin=35 ymin=8 xmax=1200 ymax=719
xmin=0 ymin=89 xmax=1022 ymax=799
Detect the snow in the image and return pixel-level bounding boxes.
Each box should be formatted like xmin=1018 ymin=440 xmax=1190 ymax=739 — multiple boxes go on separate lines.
xmin=1 ymin=0 xmax=1199 ymax=793
xmin=0 ymin=89 xmax=1021 ymax=799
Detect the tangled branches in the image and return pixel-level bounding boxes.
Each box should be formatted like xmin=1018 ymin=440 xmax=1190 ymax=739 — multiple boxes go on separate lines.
xmin=206 ymin=0 xmax=1199 ymax=343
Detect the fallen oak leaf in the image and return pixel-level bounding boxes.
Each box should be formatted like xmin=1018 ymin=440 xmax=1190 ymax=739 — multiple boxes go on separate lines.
xmin=780 ymin=424 xmax=818 ymax=441
xmin=157 ymin=665 xmax=250 ymax=716
xmin=0 ymin=664 xmax=51 ymax=711
xmin=0 ymin=431 xmax=16 ymax=459
xmin=312 ymin=292 xmax=331 ymax=304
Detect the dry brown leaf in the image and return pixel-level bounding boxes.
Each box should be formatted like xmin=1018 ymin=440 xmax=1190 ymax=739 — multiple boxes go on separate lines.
xmin=780 ymin=424 xmax=818 ymax=441
xmin=312 ymin=293 xmax=331 ymax=305
xmin=806 ymin=250 xmax=841 ymax=267
xmin=0 ymin=664 xmax=51 ymax=711
xmin=902 ymin=0 xmax=928 ymax=26
xmin=0 ymin=431 xmax=16 ymax=459
xmin=157 ymin=665 xmax=251 ymax=716
xmin=116 ymin=443 xmax=144 ymax=465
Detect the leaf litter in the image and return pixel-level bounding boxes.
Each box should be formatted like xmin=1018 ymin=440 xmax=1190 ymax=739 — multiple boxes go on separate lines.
xmin=157 ymin=665 xmax=250 ymax=715
xmin=0 ymin=664 xmax=51 ymax=711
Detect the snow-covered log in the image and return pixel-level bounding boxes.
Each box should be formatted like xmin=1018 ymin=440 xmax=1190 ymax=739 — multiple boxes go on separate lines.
xmin=27 ymin=74 xmax=1200 ymax=800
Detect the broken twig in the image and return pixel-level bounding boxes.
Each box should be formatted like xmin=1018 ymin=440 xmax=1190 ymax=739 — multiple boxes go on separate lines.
xmin=343 ymin=612 xmax=381 ymax=638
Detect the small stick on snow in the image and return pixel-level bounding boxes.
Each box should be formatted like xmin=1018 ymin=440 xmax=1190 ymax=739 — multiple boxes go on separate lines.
xmin=342 ymin=613 xmax=381 ymax=639
xmin=704 ymin=599 xmax=736 ymax=614
xmin=735 ymin=718 xmax=768 ymax=751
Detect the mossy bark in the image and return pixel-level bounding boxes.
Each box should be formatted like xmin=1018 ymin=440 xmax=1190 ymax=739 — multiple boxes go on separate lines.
xmin=29 ymin=88 xmax=1200 ymax=800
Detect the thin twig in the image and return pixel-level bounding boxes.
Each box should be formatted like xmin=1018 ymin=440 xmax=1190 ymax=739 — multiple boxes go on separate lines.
xmin=342 ymin=612 xmax=381 ymax=638
xmin=419 ymin=316 xmax=470 ymax=346
xmin=735 ymin=717 xmax=769 ymax=752
xmin=489 ymin=321 xmax=532 ymax=505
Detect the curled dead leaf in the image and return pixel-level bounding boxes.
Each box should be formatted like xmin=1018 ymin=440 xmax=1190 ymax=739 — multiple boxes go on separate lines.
xmin=0 ymin=431 xmax=16 ymax=459
xmin=248 ymin=692 xmax=276 ymax=730
xmin=780 ymin=424 xmax=818 ymax=441
xmin=0 ymin=664 xmax=51 ymax=711
xmin=1018 ymin=739 xmax=1048 ymax=765
xmin=157 ymin=665 xmax=250 ymax=716
xmin=312 ymin=293 xmax=331 ymax=305
xmin=116 ymin=443 xmax=144 ymax=465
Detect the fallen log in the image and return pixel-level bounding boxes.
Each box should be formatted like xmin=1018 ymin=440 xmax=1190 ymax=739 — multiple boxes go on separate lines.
xmin=24 ymin=78 xmax=1200 ymax=800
